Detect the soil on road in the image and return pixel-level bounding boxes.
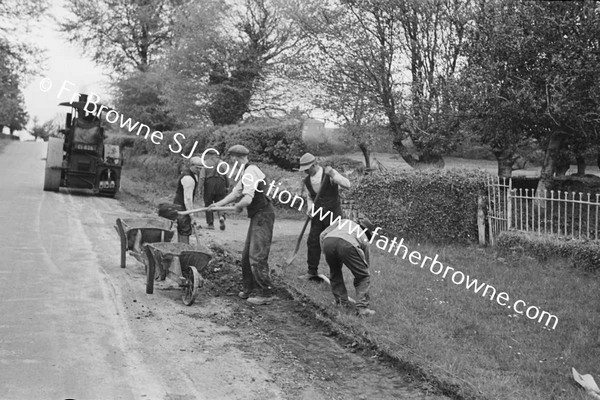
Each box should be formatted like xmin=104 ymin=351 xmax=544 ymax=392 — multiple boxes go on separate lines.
xmin=0 ymin=141 xmax=450 ymax=400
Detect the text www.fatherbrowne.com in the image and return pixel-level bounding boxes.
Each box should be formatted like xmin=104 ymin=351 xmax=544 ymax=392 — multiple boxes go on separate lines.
xmin=196 ymin=147 xmax=559 ymax=331
xmin=309 ymin=207 xmax=559 ymax=330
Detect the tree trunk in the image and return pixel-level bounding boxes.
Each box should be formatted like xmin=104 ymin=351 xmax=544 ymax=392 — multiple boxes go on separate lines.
xmin=358 ymin=143 xmax=370 ymax=169
xmin=393 ymin=135 xmax=445 ymax=169
xmin=0 ymin=125 xmax=4 ymax=135
xmin=536 ymin=131 xmax=565 ymax=197
xmin=9 ymin=127 xmax=15 ymax=136
xmin=576 ymin=154 xmax=586 ymax=175
xmin=378 ymin=56 xmax=444 ymax=170
xmin=492 ymin=148 xmax=516 ymax=178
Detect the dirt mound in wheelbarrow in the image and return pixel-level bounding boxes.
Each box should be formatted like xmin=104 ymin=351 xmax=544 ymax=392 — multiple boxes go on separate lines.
xmin=202 ymin=244 xmax=244 ymax=296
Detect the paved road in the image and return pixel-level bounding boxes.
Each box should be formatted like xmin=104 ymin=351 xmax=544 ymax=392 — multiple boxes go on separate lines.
xmin=0 ymin=142 xmax=168 ymax=399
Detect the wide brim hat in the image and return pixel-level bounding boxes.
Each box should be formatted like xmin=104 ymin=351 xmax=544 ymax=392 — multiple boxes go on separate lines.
xmin=295 ymin=152 xmax=316 ymax=171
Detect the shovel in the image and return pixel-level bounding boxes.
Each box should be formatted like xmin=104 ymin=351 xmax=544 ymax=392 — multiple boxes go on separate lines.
xmin=285 ymin=176 xmax=326 ymax=266
xmin=192 ymin=224 xmax=202 ymax=247
xmin=178 ymin=206 xmax=237 ymax=216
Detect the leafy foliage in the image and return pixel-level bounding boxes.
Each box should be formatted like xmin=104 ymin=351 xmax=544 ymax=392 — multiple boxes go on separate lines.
xmin=348 ymin=169 xmax=488 ymax=244
xmin=294 ymin=0 xmax=472 ymax=168
xmin=0 ymin=0 xmax=46 ymax=133
xmin=163 ymin=0 xmax=310 ymax=126
xmin=211 ymin=120 xmax=307 ymax=170
xmin=61 ymin=0 xmax=183 ymax=73
xmin=113 ymin=70 xmax=180 ymax=132
xmin=29 ymin=117 xmax=55 ymax=141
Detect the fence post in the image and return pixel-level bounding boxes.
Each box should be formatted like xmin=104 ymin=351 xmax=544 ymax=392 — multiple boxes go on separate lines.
xmin=478 ymin=195 xmax=486 ymax=245
xmin=507 ymin=181 xmax=512 ymax=230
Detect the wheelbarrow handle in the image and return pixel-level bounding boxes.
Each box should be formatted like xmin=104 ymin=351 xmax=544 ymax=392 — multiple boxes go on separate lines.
xmin=178 ymin=206 xmax=237 ymax=216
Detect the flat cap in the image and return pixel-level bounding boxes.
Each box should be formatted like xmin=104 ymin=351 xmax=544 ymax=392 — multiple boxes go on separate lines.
xmin=227 ymin=144 xmax=250 ymax=156
xmin=190 ymin=156 xmax=204 ymax=166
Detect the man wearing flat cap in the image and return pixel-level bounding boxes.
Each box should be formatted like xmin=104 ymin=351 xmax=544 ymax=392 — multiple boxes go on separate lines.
xmin=209 ymin=144 xmax=277 ymax=305
xmin=298 ymin=152 xmax=351 ymax=282
xmin=320 ymin=217 xmax=376 ymax=316
xmin=173 ymin=156 xmax=203 ymax=243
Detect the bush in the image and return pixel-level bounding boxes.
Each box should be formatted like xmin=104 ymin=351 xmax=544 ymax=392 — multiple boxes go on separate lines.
xmin=497 ymin=230 xmax=600 ymax=272
xmin=210 ymin=120 xmax=307 ymax=170
xmin=348 ymin=168 xmax=488 ymax=244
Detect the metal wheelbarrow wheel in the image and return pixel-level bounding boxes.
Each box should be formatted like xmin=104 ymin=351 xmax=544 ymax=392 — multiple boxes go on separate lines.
xmin=182 ymin=266 xmax=203 ymax=306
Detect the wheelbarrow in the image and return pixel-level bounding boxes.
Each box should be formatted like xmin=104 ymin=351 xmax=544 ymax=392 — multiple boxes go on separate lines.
xmin=143 ymin=241 xmax=212 ymax=306
xmin=115 ymin=216 xmax=175 ymax=268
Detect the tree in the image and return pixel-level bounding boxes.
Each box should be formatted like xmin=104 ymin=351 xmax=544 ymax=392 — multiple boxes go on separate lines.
xmin=162 ymin=0 xmax=310 ymax=126
xmin=458 ymin=0 xmax=600 ymax=182
xmin=457 ymin=0 xmax=538 ymax=177
xmin=0 ymin=0 xmax=46 ymax=136
xmin=295 ymin=0 xmax=473 ymax=169
xmin=112 ymin=69 xmax=179 ymax=131
xmin=310 ymin=64 xmax=386 ymax=168
xmin=522 ymin=1 xmax=600 ymax=192
xmin=0 ymin=68 xmax=28 ymax=136
xmin=30 ymin=117 xmax=55 ymax=141
xmin=60 ymin=0 xmax=186 ymax=73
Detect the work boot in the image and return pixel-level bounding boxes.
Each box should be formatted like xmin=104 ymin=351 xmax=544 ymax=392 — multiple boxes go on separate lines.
xmin=298 ymin=272 xmax=324 ymax=283
xmin=206 ymin=224 xmax=215 ymax=230
xmin=219 ymin=216 xmax=226 ymax=231
xmin=238 ymin=291 xmax=251 ymax=299
xmin=357 ymin=308 xmax=376 ymax=317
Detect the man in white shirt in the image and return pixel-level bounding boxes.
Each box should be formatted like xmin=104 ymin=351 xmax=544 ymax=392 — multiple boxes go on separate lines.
xmin=173 ymin=156 xmax=203 ymax=243
xmin=209 ymin=145 xmax=276 ymax=305
xmin=298 ymin=153 xmax=351 ymax=282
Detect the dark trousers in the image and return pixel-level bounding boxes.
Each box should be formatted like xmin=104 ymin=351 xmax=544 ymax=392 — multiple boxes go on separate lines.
xmin=307 ymin=206 xmax=342 ymax=274
xmin=322 ymin=237 xmax=370 ymax=308
xmin=241 ymin=203 xmax=275 ymax=297
xmin=203 ymin=178 xmax=227 ymax=225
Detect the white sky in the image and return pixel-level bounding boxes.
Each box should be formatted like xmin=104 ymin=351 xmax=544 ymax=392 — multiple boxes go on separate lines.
xmin=18 ymin=0 xmax=111 ymax=139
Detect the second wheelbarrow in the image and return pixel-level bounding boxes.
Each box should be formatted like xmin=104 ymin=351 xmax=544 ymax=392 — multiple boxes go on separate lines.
xmin=143 ymin=242 xmax=212 ymax=306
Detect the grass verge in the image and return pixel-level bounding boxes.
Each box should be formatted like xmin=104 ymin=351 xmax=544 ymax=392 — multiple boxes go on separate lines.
xmin=270 ymin=236 xmax=600 ymax=400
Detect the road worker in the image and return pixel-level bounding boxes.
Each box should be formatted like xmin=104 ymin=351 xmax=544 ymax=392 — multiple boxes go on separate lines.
xmin=320 ymin=217 xmax=376 ymax=317
xmin=297 ymin=153 xmax=351 ymax=282
xmin=173 ymin=156 xmax=203 ymax=243
xmin=209 ymin=145 xmax=276 ymax=305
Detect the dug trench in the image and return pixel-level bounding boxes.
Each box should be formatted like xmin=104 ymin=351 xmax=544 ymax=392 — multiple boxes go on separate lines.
xmin=198 ymin=245 xmax=455 ymax=400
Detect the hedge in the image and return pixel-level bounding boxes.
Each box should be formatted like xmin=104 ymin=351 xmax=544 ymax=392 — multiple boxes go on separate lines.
xmin=210 ymin=120 xmax=306 ymax=170
xmin=347 ymin=168 xmax=488 ymax=244
xmin=497 ymin=230 xmax=600 ymax=272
